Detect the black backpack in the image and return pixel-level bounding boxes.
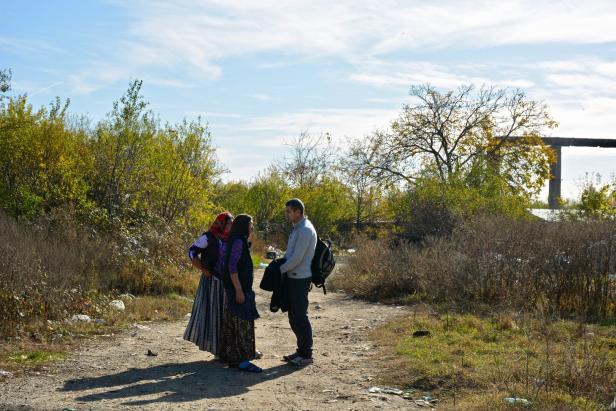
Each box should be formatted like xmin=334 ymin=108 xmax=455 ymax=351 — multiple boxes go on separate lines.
xmin=311 ymin=238 xmax=336 ymax=294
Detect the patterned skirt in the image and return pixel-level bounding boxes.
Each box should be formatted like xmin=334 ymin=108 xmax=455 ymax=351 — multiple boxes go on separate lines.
xmin=219 ymin=291 xmax=256 ymax=366
xmin=183 ymin=274 xmax=224 ymax=355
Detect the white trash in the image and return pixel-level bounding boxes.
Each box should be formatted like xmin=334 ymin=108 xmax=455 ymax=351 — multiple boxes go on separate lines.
xmin=504 ymin=397 xmax=530 ymax=407
xmin=109 ymin=300 xmax=125 ymax=311
xmin=70 ymin=314 xmax=91 ymax=322
xmin=368 ymin=387 xmax=403 ymax=395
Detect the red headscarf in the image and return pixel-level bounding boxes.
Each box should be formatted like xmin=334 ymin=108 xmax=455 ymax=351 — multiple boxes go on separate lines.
xmin=209 ymin=212 xmax=233 ymax=241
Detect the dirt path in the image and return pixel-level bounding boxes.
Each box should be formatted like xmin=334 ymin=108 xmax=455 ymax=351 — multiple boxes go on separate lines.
xmin=0 ymin=270 xmax=416 ymax=410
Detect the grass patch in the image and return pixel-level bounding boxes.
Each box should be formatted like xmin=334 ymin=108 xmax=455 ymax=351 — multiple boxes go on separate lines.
xmin=252 ymin=255 xmax=264 ymax=267
xmin=8 ymin=350 xmax=65 ymax=364
xmin=372 ymin=311 xmax=616 ymax=410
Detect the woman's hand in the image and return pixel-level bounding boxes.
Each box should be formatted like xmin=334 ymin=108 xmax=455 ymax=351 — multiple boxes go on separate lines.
xmin=201 ymin=268 xmax=212 ymax=278
xmin=235 ymin=289 xmax=246 ymax=304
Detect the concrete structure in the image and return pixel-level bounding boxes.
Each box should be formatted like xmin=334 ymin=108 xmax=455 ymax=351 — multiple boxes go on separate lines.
xmin=541 ymin=138 xmax=616 ymax=209
xmin=501 ymin=137 xmax=616 ymax=209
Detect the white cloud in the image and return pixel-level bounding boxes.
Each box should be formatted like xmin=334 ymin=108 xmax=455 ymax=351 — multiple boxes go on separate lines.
xmin=346 ymin=56 xmax=616 ymax=140
xmin=108 ymin=0 xmax=616 ymax=79
xmin=24 ymin=1 xmax=616 ymax=99
xmin=237 ymin=108 xmax=397 ymax=141
xmin=349 ymin=61 xmax=535 ymax=90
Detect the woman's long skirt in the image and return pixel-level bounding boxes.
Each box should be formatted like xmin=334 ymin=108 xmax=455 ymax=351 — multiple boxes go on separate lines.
xmin=183 ymin=274 xmax=224 ymax=355
xmin=219 ymin=293 xmax=256 ymax=366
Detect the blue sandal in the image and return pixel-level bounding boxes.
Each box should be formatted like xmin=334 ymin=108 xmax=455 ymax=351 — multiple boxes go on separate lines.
xmin=238 ymin=360 xmax=262 ymax=373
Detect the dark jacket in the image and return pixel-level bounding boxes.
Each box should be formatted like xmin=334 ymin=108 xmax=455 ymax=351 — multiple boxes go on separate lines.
xmin=187 ymin=231 xmax=223 ymax=277
xmin=223 ymin=235 xmax=259 ymax=321
xmin=223 ymin=235 xmax=254 ymax=292
xmin=260 ymin=258 xmax=289 ymax=313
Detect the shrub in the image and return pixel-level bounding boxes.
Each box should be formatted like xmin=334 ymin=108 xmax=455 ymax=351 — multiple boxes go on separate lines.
xmin=0 ymin=209 xmax=199 ymax=337
xmin=330 ymin=235 xmax=418 ymax=301
xmin=335 ymin=215 xmax=616 ymax=319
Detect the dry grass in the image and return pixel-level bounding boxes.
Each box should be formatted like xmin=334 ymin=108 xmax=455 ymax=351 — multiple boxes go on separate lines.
xmin=122 ymin=294 xmax=194 ymax=322
xmin=0 ymin=210 xmax=199 ymax=337
xmin=0 ymin=208 xmax=199 ymax=376
xmin=329 ymin=236 xmax=418 ymax=302
xmin=334 ymin=216 xmax=616 ymax=320
xmin=371 ymin=311 xmax=616 ymax=410
xmin=0 ymin=294 xmax=193 ymax=374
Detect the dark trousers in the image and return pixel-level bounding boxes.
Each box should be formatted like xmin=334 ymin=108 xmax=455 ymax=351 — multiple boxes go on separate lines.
xmin=287 ymin=277 xmax=313 ymax=358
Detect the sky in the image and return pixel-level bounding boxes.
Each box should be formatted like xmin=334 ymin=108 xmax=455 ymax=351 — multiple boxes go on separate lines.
xmin=2 ymin=0 xmax=616 ymax=201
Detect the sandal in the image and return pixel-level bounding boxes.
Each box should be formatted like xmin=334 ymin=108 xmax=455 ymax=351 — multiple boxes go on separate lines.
xmin=238 ymin=361 xmax=262 ymax=373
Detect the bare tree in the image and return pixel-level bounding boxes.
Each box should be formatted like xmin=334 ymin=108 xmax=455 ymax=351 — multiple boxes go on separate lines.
xmin=278 ymin=131 xmax=336 ymax=188
xmin=359 ymin=84 xmax=557 ymax=194
xmin=339 ymin=138 xmax=384 ymax=226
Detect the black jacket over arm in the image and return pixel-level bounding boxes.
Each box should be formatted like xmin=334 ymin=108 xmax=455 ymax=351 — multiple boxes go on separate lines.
xmin=260 ymin=258 xmax=289 ymax=312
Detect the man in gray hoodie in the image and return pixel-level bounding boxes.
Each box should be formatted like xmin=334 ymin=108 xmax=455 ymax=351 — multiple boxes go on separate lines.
xmin=280 ymin=198 xmax=317 ymax=366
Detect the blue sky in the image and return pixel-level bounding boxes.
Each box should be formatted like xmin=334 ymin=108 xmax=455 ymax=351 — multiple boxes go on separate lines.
xmin=2 ymin=0 xmax=616 ymax=200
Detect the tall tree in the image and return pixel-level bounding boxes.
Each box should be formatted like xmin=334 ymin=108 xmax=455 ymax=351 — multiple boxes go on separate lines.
xmin=359 ymin=84 xmax=557 ymax=196
xmin=90 ymin=80 xmax=155 ymax=218
xmin=339 ymin=138 xmax=385 ymax=226
xmin=247 ymin=167 xmax=290 ymax=233
xmin=148 ymin=119 xmax=222 ymax=224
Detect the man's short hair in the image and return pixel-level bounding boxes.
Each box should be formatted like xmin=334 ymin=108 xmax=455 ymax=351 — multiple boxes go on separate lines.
xmin=285 ymin=198 xmax=305 ymax=214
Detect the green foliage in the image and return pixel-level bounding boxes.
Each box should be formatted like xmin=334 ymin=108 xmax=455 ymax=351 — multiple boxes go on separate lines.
xmin=420 ymin=171 xmax=531 ymax=217
xmin=89 ymin=79 xmax=157 ymax=219
xmin=354 ymin=85 xmax=556 ymax=226
xmin=0 ymin=79 xmax=224 ymax=338
xmin=0 ymin=79 xmax=223 ymax=229
xmin=147 ymin=119 xmax=221 ymax=228
xmin=246 ymin=168 xmax=290 ymax=231
xmin=298 ymin=176 xmax=354 ymax=235
xmin=214 ymin=180 xmax=252 ymax=215
xmin=0 ymin=96 xmax=91 ymax=218
xmin=215 ymin=168 xmax=290 ymax=234
xmin=388 ymin=169 xmax=532 ymax=239
xmin=216 ymin=170 xmax=354 ymax=237
xmin=577 ymin=182 xmax=616 ymax=220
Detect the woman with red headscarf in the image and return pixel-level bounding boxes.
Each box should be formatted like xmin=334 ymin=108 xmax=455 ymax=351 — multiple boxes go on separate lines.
xmin=184 ymin=212 xmax=233 ymax=357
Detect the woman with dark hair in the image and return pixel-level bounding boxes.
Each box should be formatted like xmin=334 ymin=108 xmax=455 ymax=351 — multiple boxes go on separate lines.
xmin=219 ymin=214 xmax=261 ymax=372
xmin=184 ymin=212 xmax=233 ymax=357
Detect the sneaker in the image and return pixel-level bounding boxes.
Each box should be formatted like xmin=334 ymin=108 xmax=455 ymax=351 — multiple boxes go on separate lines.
xmin=288 ymin=356 xmax=313 ymax=366
xmin=282 ymin=352 xmax=300 ymax=362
